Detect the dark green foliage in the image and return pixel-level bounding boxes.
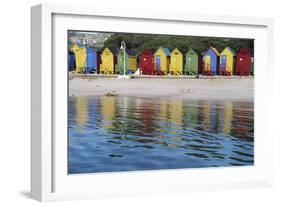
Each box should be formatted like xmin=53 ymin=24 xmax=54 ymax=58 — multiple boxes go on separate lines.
xmin=103 ymin=33 xmax=254 ymax=55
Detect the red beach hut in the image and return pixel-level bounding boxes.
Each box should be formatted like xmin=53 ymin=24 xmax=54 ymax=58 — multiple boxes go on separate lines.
xmin=139 ymin=49 xmax=154 ymax=75
xmin=235 ymin=48 xmax=252 ymax=76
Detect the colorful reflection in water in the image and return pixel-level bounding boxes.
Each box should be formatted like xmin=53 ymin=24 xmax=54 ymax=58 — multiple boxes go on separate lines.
xmin=68 ymin=96 xmax=254 ymax=174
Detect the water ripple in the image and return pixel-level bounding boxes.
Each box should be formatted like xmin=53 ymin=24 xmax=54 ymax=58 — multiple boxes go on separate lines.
xmin=68 ymin=96 xmax=254 ymax=174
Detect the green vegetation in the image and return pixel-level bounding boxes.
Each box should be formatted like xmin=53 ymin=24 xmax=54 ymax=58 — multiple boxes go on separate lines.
xmin=103 ymin=33 xmax=254 ymax=55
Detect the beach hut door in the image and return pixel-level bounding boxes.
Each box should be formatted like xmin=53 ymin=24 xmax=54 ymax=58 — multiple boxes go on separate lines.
xmin=156 ymin=55 xmax=161 ymax=71
xmin=205 ymin=56 xmax=211 ymax=71
xmin=221 ymin=55 xmax=227 ymax=71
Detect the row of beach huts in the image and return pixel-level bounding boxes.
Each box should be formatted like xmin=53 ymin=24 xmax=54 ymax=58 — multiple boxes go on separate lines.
xmin=68 ymin=44 xmax=254 ymax=76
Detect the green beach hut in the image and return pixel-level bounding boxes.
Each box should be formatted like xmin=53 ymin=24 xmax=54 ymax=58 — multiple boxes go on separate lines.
xmin=115 ymin=49 xmax=137 ymax=75
xmin=184 ymin=48 xmax=201 ymax=75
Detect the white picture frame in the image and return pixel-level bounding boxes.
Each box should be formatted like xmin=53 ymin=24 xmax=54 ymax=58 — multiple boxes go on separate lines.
xmin=31 ymin=3 xmax=274 ymax=202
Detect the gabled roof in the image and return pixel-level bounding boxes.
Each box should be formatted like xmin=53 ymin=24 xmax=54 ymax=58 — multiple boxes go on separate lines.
xmin=221 ymin=47 xmax=236 ymax=56
xmin=117 ymin=49 xmax=138 ymax=57
xmin=112 ymin=48 xmax=119 ymax=55
xmin=186 ymin=48 xmax=200 ymax=56
xmin=171 ymin=48 xmax=182 ymax=55
xmin=207 ymin=47 xmax=220 ymax=56
xmin=140 ymin=49 xmax=153 ymax=55
xmin=69 ymin=43 xmax=81 ymax=51
xmin=102 ymin=47 xmax=115 ymax=55
xmin=126 ymin=49 xmax=138 ymax=56
xmin=238 ymin=47 xmax=253 ymax=56
xmin=103 ymin=47 xmax=119 ymax=55
xmin=159 ymin=47 xmax=171 ymax=56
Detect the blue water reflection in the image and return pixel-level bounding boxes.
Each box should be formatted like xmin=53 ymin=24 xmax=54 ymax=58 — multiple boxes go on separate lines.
xmin=68 ymin=96 xmax=254 ymax=174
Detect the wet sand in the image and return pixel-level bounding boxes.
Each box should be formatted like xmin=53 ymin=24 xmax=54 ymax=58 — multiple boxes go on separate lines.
xmin=69 ymin=75 xmax=253 ymax=101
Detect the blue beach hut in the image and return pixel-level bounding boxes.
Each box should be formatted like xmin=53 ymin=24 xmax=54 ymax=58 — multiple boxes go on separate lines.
xmin=85 ymin=47 xmax=99 ymax=73
xmin=75 ymin=47 xmax=99 ymax=73
xmin=68 ymin=51 xmax=76 ymax=71
xmin=203 ymin=47 xmax=220 ymax=75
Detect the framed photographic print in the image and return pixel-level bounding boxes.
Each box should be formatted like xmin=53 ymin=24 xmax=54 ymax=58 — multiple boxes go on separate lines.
xmin=31 ymin=3 xmax=274 ymax=202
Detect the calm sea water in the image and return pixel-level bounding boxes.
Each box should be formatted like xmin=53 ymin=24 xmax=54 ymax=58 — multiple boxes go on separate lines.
xmin=68 ymin=96 xmax=254 ymax=174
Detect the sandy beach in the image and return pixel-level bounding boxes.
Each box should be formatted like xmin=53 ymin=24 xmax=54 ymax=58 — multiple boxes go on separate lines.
xmin=69 ymin=75 xmax=253 ymax=101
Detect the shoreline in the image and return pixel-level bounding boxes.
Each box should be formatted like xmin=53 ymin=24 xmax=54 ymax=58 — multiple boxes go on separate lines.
xmin=69 ymin=76 xmax=254 ymax=101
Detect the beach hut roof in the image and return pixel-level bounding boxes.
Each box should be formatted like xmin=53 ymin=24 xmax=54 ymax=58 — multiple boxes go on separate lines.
xmin=126 ymin=49 xmax=138 ymax=56
xmin=141 ymin=49 xmax=153 ymax=54
xmin=160 ymin=47 xmax=171 ymax=56
xmin=238 ymin=47 xmax=253 ymax=56
xmin=109 ymin=48 xmax=119 ymax=55
xmin=117 ymin=49 xmax=138 ymax=56
xmin=186 ymin=48 xmax=200 ymax=55
xmin=69 ymin=43 xmax=81 ymax=51
xmin=222 ymin=47 xmax=236 ymax=56
xmin=171 ymin=48 xmax=183 ymax=54
xmin=208 ymin=47 xmax=220 ymax=56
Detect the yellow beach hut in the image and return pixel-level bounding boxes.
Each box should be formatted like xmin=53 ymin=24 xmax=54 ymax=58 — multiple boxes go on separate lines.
xmin=100 ymin=48 xmax=117 ymax=74
xmin=69 ymin=44 xmax=85 ymax=73
xmin=219 ymin=47 xmax=236 ymax=75
xmin=127 ymin=51 xmax=138 ymax=74
xmin=70 ymin=43 xmax=80 ymax=52
xmin=74 ymin=48 xmax=87 ymax=73
xmin=154 ymin=47 xmax=170 ymax=75
xmin=169 ymin=48 xmax=183 ymax=75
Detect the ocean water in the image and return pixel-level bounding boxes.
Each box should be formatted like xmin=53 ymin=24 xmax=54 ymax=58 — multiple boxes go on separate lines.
xmin=68 ymin=96 xmax=254 ymax=174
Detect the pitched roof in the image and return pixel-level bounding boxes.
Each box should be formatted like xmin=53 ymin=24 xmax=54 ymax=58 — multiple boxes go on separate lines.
xmin=186 ymin=48 xmax=200 ymax=56
xmin=69 ymin=43 xmax=81 ymax=51
xmin=101 ymin=47 xmax=115 ymax=55
xmin=171 ymin=48 xmax=182 ymax=54
xmin=222 ymin=47 xmax=236 ymax=56
xmin=160 ymin=47 xmax=171 ymax=56
xmin=238 ymin=47 xmax=253 ymax=56
xmin=208 ymin=47 xmax=220 ymax=56
xmin=140 ymin=49 xmax=153 ymax=55
xmin=126 ymin=49 xmax=138 ymax=56
xmin=110 ymin=48 xmax=119 ymax=55
xmin=117 ymin=49 xmax=138 ymax=56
